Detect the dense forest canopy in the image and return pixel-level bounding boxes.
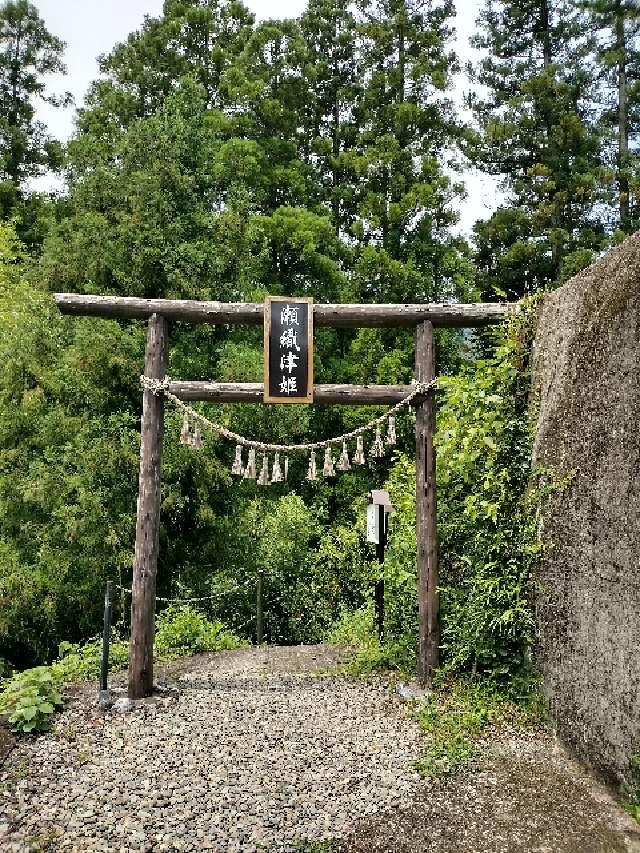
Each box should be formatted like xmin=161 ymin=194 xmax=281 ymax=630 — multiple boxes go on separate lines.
xmin=0 ymin=0 xmax=636 ymax=675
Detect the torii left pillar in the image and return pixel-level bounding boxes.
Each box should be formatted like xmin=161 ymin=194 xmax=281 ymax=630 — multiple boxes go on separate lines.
xmin=128 ymin=313 xmax=168 ymax=699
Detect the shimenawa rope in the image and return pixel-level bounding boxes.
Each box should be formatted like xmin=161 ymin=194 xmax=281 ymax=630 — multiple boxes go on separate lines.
xmin=140 ymin=375 xmax=436 ymax=454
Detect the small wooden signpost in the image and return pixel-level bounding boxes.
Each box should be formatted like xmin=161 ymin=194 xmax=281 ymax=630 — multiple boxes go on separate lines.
xmin=54 ymin=291 xmax=512 ymax=697
xmin=367 ymin=490 xmax=394 ymax=642
xmin=264 ymin=296 xmax=313 ymax=404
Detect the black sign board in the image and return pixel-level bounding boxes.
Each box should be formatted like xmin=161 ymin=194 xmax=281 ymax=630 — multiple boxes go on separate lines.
xmin=264 ymin=296 xmax=314 ymax=404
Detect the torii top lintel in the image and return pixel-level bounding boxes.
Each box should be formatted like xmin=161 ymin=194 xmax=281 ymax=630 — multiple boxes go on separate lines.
xmin=54 ymin=293 xmax=513 ymax=328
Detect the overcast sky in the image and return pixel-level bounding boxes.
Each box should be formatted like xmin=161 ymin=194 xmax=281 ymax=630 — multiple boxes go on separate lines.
xmin=32 ymin=0 xmax=501 ymax=234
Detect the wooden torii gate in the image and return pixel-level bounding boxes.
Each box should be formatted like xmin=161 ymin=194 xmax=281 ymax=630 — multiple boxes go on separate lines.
xmin=54 ymin=293 xmax=511 ymax=698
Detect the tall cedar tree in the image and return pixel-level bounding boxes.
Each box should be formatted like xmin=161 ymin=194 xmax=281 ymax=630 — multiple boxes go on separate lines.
xmin=470 ymin=0 xmax=605 ymax=299
xmin=580 ymin=0 xmax=640 ymax=233
xmin=353 ymin=0 xmax=462 ymax=300
xmin=0 ymin=0 xmax=68 ymax=223
xmin=299 ymin=0 xmax=361 ymax=237
xmin=73 ymin=0 xmax=255 ymax=168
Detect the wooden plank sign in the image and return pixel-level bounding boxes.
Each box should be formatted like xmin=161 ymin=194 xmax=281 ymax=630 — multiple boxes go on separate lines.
xmin=264 ymin=296 xmax=314 ymax=404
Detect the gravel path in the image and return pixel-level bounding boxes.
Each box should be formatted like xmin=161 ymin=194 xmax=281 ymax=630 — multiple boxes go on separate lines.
xmin=1 ymin=645 xmax=638 ymax=853
xmin=0 ymin=646 xmax=421 ymax=852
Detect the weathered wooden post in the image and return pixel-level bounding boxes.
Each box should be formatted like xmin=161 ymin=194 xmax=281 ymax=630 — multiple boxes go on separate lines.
xmin=128 ymin=313 xmax=168 ymax=699
xmin=415 ymin=321 xmax=439 ymax=686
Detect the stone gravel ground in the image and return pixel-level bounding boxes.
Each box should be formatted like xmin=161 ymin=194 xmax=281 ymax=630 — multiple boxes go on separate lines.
xmin=0 ymin=644 xmax=639 ymax=853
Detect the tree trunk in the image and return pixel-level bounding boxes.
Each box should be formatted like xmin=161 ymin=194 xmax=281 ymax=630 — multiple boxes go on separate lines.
xmin=332 ymin=49 xmax=341 ymax=236
xmin=541 ymin=0 xmax=552 ymax=70
xmin=616 ymin=5 xmax=630 ymax=228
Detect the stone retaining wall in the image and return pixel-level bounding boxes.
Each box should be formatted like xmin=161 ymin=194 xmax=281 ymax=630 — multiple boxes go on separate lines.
xmin=531 ymin=233 xmax=640 ymax=784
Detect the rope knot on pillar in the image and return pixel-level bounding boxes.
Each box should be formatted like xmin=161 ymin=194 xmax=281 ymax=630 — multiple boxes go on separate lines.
xmin=140 ymin=374 xmax=172 ymax=396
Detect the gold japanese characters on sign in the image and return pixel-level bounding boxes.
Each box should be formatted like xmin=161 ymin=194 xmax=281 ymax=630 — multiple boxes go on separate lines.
xmin=263 ymin=296 xmax=314 ymax=404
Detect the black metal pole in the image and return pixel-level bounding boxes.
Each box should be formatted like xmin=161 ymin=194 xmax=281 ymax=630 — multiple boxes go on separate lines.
xmin=256 ymin=571 xmax=264 ymax=645
xmin=100 ymin=581 xmax=113 ymax=692
xmin=375 ymin=506 xmax=386 ymax=642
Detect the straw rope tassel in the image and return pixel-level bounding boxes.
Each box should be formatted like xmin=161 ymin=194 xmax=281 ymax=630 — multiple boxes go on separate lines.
xmin=337 ymin=441 xmax=351 ymax=471
xmin=257 ymin=453 xmax=270 ymax=485
xmin=323 ymin=447 xmax=335 ymax=477
xmin=271 ymin=452 xmax=283 ymax=483
xmin=244 ymin=448 xmax=256 ymax=480
xmin=386 ymin=415 xmax=396 ymax=446
xmin=180 ymin=412 xmax=191 ymax=445
xmin=284 ymin=457 xmax=289 ymax=482
xmin=231 ymin=445 xmax=244 ymax=476
xmin=370 ymin=425 xmax=385 ymax=458
xmin=354 ymin=435 xmax=365 ymax=465
xmin=307 ymin=450 xmax=317 ymax=481
xmin=191 ymin=424 xmax=203 ymax=449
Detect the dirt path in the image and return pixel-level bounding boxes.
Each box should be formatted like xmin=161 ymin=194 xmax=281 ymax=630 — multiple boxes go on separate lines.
xmin=0 ymin=645 xmax=638 ymax=852
xmin=340 ymin=730 xmax=640 ymax=853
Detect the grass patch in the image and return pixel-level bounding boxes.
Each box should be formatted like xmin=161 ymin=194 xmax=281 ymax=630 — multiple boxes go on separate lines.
xmin=325 ymin=604 xmax=413 ymax=680
xmin=415 ymin=674 xmax=543 ymax=778
xmin=622 ymin=756 xmax=640 ymax=824
xmin=26 ymin=829 xmax=59 ymax=852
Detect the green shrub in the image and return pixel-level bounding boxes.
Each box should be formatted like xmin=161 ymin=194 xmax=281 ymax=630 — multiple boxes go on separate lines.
xmin=0 ymin=667 xmax=62 ymax=733
xmin=325 ymin=602 xmax=375 ymax=648
xmin=51 ymin=634 xmax=130 ymax=684
xmin=0 ymin=607 xmax=244 ymax=736
xmin=416 ymin=676 xmax=541 ymax=777
xmin=323 ymin=300 xmax=563 ymax=684
xmin=359 ymin=301 xmax=544 ymax=678
xmin=154 ymin=604 xmax=246 ymax=659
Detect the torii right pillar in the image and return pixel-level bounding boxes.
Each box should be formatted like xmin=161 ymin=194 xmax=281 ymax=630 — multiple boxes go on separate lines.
xmin=415 ymin=320 xmax=439 ymax=686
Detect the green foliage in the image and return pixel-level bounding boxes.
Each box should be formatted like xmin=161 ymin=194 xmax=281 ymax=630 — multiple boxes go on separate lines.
xmin=325 ymin=602 xmax=375 ymax=648
xmin=218 ymin=494 xmax=373 ymax=645
xmin=416 ymin=675 xmax=542 ymax=777
xmin=0 ymin=0 xmax=69 ymax=239
xmin=0 ymin=0 xmax=559 ymax=689
xmin=0 ymin=0 xmax=477 ymax=671
xmin=622 ymin=755 xmax=640 ymax=824
xmin=324 ymin=603 xmax=394 ymax=675
xmin=154 ymin=604 xmax=246 ymax=659
xmin=325 ymin=301 xmax=546 ymax=680
xmin=368 ymin=304 xmax=542 ymax=677
xmin=0 ymin=243 xmax=145 ymax=664
xmin=0 ymin=605 xmax=244 ymax=735
xmin=435 ymin=310 xmax=541 ymax=675
xmin=470 ymin=0 xmax=606 ymax=295
xmin=0 ymin=666 xmax=62 ymax=733
xmin=51 ymin=635 xmax=129 ymax=684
